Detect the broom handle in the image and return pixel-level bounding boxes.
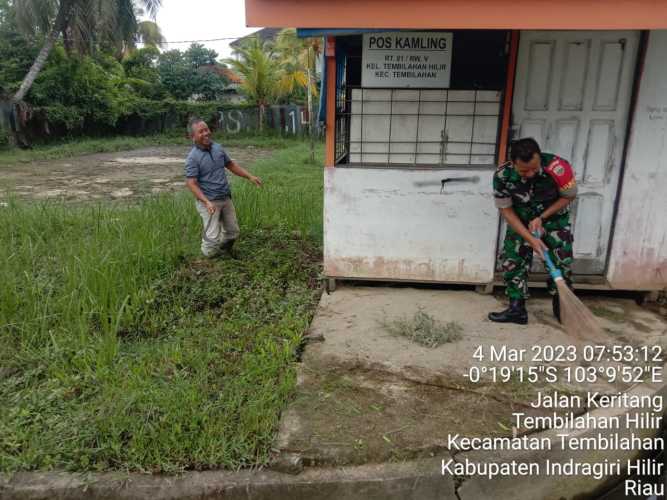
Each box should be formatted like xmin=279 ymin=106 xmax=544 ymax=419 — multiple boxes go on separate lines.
xmin=531 ymin=231 xmax=563 ymax=280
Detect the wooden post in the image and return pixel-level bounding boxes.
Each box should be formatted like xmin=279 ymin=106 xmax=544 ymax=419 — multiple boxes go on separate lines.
xmin=498 ymin=30 xmax=519 ymax=164
xmin=325 ymin=36 xmax=336 ymax=167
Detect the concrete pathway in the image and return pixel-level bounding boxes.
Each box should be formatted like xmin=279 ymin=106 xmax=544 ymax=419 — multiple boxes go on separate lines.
xmin=273 ymin=285 xmax=667 ymax=497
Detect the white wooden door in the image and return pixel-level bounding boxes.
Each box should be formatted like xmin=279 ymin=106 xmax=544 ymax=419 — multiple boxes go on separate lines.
xmin=509 ymin=31 xmax=639 ymax=275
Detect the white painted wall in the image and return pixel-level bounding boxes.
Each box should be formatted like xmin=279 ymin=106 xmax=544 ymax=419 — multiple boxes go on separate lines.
xmin=324 ymin=167 xmax=498 ymax=283
xmin=607 ymin=30 xmax=667 ymax=290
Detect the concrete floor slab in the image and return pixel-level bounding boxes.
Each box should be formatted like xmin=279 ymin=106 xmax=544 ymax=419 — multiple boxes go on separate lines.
xmin=304 ymin=286 xmax=665 ymax=390
xmin=277 ymin=285 xmax=666 ymax=467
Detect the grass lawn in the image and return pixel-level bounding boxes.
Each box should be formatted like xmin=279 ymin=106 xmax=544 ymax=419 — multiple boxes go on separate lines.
xmin=0 ymin=131 xmax=306 ymax=166
xmin=0 ymin=139 xmax=324 ymax=473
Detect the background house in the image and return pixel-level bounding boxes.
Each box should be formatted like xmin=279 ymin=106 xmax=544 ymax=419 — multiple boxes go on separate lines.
xmin=198 ymin=65 xmax=245 ymax=104
xmin=229 ymin=27 xmax=282 ymax=59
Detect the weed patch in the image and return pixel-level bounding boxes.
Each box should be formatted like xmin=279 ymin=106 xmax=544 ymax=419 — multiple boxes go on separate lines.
xmin=379 ymin=308 xmax=463 ymax=348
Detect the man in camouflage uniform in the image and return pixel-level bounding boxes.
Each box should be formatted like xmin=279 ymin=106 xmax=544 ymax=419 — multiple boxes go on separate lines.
xmin=489 ymin=138 xmax=578 ymax=325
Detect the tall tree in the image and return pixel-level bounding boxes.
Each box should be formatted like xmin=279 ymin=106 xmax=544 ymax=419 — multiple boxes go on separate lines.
xmin=135 ymin=19 xmax=164 ymax=48
xmin=0 ymin=0 xmax=38 ymax=97
xmin=121 ymin=7 xmax=164 ymax=55
xmin=226 ymin=38 xmax=278 ymax=132
xmin=11 ymin=0 xmax=161 ymax=103
xmin=275 ymin=28 xmax=321 ymax=161
xmin=184 ymin=43 xmax=218 ymax=69
xmin=158 ymin=44 xmax=227 ymax=101
xmin=157 ymin=49 xmax=191 ymax=100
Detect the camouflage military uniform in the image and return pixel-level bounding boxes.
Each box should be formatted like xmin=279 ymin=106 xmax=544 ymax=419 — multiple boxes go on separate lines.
xmin=493 ymin=153 xmax=578 ymax=300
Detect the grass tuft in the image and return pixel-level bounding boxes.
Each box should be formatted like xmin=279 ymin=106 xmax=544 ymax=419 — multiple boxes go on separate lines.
xmin=380 ymin=308 xmax=463 ymax=348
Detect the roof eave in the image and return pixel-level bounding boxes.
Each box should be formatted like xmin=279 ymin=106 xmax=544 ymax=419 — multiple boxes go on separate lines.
xmin=246 ymin=0 xmax=667 ymax=30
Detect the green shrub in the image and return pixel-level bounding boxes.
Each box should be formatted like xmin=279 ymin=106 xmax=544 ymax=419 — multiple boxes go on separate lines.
xmin=0 ymin=128 xmax=9 ymax=148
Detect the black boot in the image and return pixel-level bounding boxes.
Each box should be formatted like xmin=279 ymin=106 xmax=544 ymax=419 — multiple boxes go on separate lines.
xmin=488 ymin=299 xmax=528 ymax=325
xmin=552 ymin=294 xmax=561 ymax=323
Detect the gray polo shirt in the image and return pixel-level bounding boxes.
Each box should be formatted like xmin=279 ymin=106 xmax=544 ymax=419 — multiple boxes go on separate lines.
xmin=185 ymin=142 xmax=233 ymax=200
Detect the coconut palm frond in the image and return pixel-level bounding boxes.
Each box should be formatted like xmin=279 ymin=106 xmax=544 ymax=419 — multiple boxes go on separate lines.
xmin=140 ymin=0 xmax=161 ymax=19
xmin=137 ymin=20 xmax=164 ymax=47
xmin=11 ymin=0 xmax=163 ymax=103
xmin=14 ymin=0 xmax=56 ymax=35
xmin=226 ymin=37 xmax=279 ymax=105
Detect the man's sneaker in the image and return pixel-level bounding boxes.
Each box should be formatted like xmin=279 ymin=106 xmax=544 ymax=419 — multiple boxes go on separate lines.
xmin=488 ymin=299 xmax=528 ymax=325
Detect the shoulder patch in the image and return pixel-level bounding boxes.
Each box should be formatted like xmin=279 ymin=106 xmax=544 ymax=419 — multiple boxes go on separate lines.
xmin=545 ymin=157 xmax=576 ymax=191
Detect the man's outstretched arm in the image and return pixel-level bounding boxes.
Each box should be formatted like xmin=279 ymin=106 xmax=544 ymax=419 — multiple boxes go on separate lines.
xmin=226 ymin=160 xmax=262 ymax=187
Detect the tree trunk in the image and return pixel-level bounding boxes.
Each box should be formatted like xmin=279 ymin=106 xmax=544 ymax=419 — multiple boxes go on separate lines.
xmin=62 ymin=27 xmax=73 ymax=56
xmin=258 ymin=103 xmax=265 ymax=132
xmin=12 ymin=0 xmax=74 ymax=103
xmin=306 ymin=46 xmax=315 ymax=163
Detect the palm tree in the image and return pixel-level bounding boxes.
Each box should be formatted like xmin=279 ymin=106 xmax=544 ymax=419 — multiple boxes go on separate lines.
xmin=226 ymin=38 xmax=279 ymax=132
xmin=275 ymin=28 xmax=321 ymax=161
xmin=135 ymin=19 xmax=164 ymax=48
xmin=123 ymin=7 xmax=164 ymax=53
xmin=12 ymin=0 xmax=161 ymax=103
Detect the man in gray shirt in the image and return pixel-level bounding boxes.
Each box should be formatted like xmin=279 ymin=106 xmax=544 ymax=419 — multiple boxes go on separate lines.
xmin=185 ymin=117 xmax=262 ymax=258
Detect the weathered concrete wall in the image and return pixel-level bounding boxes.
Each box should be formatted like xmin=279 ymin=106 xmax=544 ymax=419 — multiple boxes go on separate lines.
xmin=267 ymin=105 xmax=312 ymax=135
xmin=219 ymin=105 xmax=311 ymax=135
xmin=607 ymin=30 xmax=667 ymax=290
xmin=323 ymin=167 xmax=498 ymax=283
xmin=0 ymin=103 xmax=312 ymax=142
xmin=217 ymin=107 xmax=259 ymax=134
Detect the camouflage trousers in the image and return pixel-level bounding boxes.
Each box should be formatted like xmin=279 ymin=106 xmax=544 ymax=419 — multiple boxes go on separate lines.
xmin=500 ymin=214 xmax=573 ymax=300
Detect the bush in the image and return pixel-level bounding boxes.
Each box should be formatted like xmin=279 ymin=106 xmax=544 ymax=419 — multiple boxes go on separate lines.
xmin=28 ymin=48 xmax=125 ymax=127
xmin=38 ymin=104 xmax=85 ymax=131
xmin=25 ymin=99 xmax=258 ymax=141
xmin=17 ymin=45 xmax=242 ymax=140
xmin=0 ymin=128 xmax=9 ymax=148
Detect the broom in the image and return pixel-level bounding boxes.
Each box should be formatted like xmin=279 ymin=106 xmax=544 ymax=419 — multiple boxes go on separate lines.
xmin=532 ymin=231 xmax=606 ymax=342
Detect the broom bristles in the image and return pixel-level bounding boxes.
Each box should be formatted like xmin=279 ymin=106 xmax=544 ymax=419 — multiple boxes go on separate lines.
xmin=555 ymin=280 xmax=606 ymax=342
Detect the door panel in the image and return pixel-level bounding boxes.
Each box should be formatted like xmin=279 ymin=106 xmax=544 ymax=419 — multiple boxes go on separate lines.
xmin=559 ymin=40 xmax=590 ymax=111
xmin=505 ymin=30 xmax=639 ymax=275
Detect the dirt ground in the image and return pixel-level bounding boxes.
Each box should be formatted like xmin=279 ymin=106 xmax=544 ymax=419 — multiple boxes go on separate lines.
xmin=0 ymin=145 xmax=274 ymax=202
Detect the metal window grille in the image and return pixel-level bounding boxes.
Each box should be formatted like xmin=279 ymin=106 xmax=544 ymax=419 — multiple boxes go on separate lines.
xmin=335 ymin=86 xmax=502 ymax=168
xmin=335 ymin=74 xmax=350 ymax=164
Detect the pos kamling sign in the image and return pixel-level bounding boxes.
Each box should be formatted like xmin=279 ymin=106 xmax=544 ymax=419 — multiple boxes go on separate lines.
xmin=362 ymin=32 xmax=453 ymax=88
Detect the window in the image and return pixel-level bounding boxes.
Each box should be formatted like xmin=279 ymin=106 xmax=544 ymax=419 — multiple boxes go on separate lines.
xmin=348 ymin=88 xmax=501 ymax=166
xmin=334 ymin=31 xmax=508 ymax=168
